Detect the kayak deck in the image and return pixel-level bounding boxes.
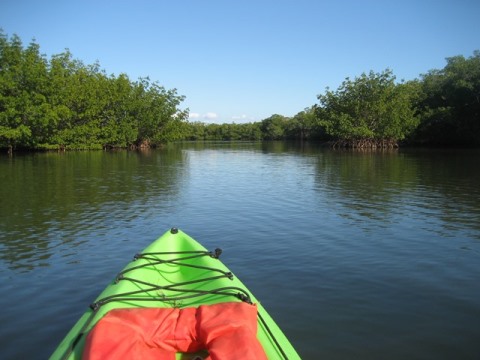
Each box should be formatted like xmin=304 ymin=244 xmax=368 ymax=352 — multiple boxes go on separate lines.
xmin=50 ymin=228 xmax=300 ymax=359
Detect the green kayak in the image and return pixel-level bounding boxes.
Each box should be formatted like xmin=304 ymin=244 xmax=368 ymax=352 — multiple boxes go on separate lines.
xmin=50 ymin=228 xmax=301 ymax=359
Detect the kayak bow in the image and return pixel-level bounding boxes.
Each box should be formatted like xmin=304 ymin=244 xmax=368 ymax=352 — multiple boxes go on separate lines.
xmin=50 ymin=228 xmax=300 ymax=360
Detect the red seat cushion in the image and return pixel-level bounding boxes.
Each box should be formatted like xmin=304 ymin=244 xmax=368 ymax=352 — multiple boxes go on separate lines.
xmin=83 ymin=302 xmax=267 ymax=360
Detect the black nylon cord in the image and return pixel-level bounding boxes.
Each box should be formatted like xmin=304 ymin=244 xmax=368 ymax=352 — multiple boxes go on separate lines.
xmin=60 ymin=249 xmax=286 ymax=360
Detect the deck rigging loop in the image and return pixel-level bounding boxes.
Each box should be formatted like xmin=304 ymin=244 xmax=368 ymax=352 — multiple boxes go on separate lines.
xmin=90 ymin=249 xmax=252 ymax=312
xmin=63 ymin=248 xmax=289 ymax=360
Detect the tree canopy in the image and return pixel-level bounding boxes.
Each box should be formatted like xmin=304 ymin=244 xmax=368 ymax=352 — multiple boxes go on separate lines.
xmin=1 ymin=31 xmax=479 ymax=150
xmin=315 ymin=70 xmax=419 ymax=147
xmin=413 ymin=51 xmax=480 ymax=146
xmin=0 ymin=31 xmax=188 ymax=151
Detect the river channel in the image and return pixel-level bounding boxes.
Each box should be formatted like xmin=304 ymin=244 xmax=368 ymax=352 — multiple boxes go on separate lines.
xmin=1 ymin=142 xmax=479 ymax=359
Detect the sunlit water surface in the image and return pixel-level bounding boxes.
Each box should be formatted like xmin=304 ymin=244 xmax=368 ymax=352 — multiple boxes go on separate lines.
xmin=1 ymin=143 xmax=479 ymax=359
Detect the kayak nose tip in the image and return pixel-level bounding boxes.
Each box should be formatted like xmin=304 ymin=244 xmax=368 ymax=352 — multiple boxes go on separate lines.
xmin=170 ymin=227 xmax=179 ymax=234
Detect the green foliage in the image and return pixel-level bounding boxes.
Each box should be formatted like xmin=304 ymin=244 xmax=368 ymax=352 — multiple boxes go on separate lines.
xmin=184 ymin=121 xmax=263 ymax=141
xmin=414 ymin=51 xmax=480 ymax=146
xmin=0 ymin=31 xmax=188 ymax=150
xmin=1 ymin=30 xmax=478 ymax=150
xmin=260 ymin=114 xmax=288 ymax=140
xmin=316 ymin=70 xmax=419 ymax=146
xmin=186 ymin=56 xmax=478 ymax=147
xmin=286 ymin=107 xmax=327 ymax=140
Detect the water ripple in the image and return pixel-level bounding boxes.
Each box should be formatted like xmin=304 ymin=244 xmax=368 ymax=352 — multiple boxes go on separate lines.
xmin=1 ymin=146 xmax=480 ymax=359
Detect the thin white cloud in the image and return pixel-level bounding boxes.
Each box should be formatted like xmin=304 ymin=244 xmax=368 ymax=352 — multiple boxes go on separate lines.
xmin=203 ymin=112 xmax=218 ymax=120
xmin=231 ymin=114 xmax=255 ymax=122
xmin=231 ymin=114 xmax=247 ymax=120
xmin=189 ymin=112 xmax=219 ymax=121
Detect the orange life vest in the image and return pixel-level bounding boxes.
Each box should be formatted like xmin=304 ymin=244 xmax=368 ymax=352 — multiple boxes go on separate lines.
xmin=82 ymin=302 xmax=268 ymax=360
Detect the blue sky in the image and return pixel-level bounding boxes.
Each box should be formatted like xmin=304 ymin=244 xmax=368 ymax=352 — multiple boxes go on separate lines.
xmin=1 ymin=0 xmax=479 ymax=123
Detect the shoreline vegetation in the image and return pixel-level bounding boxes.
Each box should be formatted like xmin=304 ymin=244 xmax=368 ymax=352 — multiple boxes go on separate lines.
xmin=1 ymin=31 xmax=479 ymax=153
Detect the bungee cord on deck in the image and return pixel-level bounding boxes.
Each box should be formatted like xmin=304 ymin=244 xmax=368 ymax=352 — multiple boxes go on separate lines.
xmin=90 ymin=249 xmax=252 ymax=311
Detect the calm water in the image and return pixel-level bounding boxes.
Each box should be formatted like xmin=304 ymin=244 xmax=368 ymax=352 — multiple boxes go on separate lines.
xmin=1 ymin=142 xmax=479 ymax=359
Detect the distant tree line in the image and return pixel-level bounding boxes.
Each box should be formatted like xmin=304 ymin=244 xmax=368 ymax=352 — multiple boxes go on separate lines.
xmin=183 ymin=52 xmax=480 ymax=148
xmin=1 ymin=31 xmax=479 ymax=151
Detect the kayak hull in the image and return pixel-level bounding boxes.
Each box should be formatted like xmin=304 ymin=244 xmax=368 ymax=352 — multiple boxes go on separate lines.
xmin=50 ymin=229 xmax=300 ymax=359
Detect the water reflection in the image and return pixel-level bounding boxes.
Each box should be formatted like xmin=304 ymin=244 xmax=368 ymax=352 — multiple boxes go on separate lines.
xmin=312 ymin=148 xmax=480 ymax=234
xmin=2 ymin=146 xmax=479 ymax=273
xmin=0 ymin=149 xmax=187 ymax=271
xmin=1 ymin=144 xmax=480 ymax=360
